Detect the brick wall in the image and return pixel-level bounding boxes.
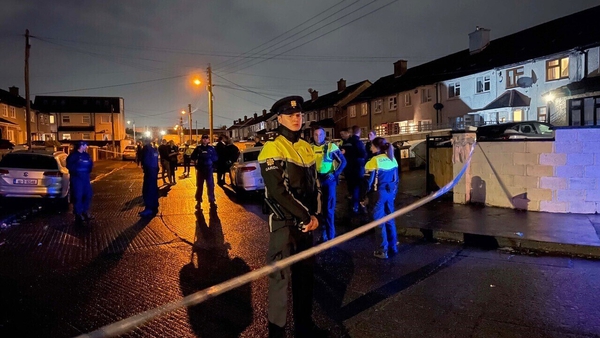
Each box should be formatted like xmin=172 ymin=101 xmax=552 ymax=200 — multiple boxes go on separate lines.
xmin=452 ymin=127 xmax=600 ymax=214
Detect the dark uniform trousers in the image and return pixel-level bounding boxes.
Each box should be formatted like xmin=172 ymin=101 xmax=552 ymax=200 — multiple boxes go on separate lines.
xmin=346 ymin=166 xmax=365 ymax=211
xmin=195 ymin=169 xmax=215 ymax=203
xmin=71 ymin=176 xmax=92 ymax=215
xmin=319 ymin=176 xmax=337 ymax=241
xmin=368 ymin=183 xmax=398 ymax=252
xmin=267 ymin=218 xmax=315 ymax=330
xmin=143 ymin=167 xmax=159 ymax=211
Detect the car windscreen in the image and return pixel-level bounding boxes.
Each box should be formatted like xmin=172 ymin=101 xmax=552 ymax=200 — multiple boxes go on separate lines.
xmin=0 ymin=153 xmax=59 ymax=170
xmin=243 ymin=151 xmax=260 ymax=162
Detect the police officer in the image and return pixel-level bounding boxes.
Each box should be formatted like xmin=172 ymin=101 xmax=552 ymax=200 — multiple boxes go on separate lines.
xmin=363 ymin=137 xmax=399 ymax=259
xmin=258 ymin=96 xmax=323 ymax=337
xmin=66 ymin=141 xmax=93 ymax=224
xmin=312 ymin=126 xmax=346 ymax=242
xmin=191 ymin=134 xmax=218 ymax=210
xmin=140 ymin=137 xmax=160 ymax=217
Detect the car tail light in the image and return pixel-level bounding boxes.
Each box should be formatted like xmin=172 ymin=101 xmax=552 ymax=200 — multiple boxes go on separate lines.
xmin=240 ymin=166 xmax=256 ymax=172
xmin=43 ymin=171 xmax=63 ymax=177
xmin=0 ymin=169 xmax=8 ymax=175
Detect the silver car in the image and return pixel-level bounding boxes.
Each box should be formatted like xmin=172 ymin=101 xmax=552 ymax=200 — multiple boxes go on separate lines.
xmin=229 ymin=147 xmax=264 ymax=192
xmin=0 ymin=150 xmax=70 ymax=205
xmin=122 ymin=145 xmax=137 ymax=161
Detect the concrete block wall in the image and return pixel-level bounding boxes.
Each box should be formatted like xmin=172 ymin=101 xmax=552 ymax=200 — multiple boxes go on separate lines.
xmin=453 ymin=127 xmax=600 ymax=214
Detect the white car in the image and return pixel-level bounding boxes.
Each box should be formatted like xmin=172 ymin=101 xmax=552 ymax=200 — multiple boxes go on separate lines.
xmin=229 ymin=147 xmax=264 ymax=192
xmin=122 ymin=145 xmax=137 ymax=161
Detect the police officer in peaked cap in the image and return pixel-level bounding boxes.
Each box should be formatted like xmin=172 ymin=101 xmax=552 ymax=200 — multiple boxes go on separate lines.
xmin=258 ymin=95 xmax=326 ymax=337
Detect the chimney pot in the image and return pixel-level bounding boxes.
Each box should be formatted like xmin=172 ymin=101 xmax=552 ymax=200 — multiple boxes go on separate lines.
xmin=253 ymin=113 xmax=257 ymax=119
xmin=394 ymin=60 xmax=408 ymax=77
xmin=337 ymin=78 xmax=346 ymax=93
xmin=244 ymin=115 xmax=248 ymax=122
xmin=262 ymin=109 xmax=267 ymax=116
xmin=469 ymin=27 xmax=490 ymax=55
xmin=310 ymin=90 xmax=319 ymax=101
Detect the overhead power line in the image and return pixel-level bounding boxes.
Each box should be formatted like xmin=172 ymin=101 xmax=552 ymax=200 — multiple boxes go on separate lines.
xmin=34 ymin=74 xmax=186 ymax=95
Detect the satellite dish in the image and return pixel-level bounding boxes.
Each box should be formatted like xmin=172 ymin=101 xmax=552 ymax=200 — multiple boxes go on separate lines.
xmin=308 ymin=88 xmax=314 ymax=93
xmin=433 ymin=103 xmax=444 ymax=110
xmin=517 ymin=77 xmax=534 ymax=88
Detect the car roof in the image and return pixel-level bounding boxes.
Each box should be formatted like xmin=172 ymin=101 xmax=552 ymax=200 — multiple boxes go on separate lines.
xmin=9 ymin=150 xmax=66 ymax=157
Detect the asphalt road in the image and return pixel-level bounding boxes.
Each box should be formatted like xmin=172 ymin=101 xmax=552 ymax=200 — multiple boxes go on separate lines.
xmin=0 ymin=163 xmax=599 ymax=338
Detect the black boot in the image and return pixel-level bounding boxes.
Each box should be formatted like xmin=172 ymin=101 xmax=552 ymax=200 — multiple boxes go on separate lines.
xmin=268 ymin=322 xmax=285 ymax=338
xmin=74 ymin=214 xmax=84 ymax=225
xmin=82 ymin=212 xmax=94 ymax=221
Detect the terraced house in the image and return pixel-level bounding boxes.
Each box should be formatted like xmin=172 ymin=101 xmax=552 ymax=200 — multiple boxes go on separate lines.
xmin=0 ymin=86 xmax=51 ymax=143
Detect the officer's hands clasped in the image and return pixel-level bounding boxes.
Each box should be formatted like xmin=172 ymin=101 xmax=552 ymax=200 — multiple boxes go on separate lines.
xmin=302 ymin=215 xmax=319 ymax=233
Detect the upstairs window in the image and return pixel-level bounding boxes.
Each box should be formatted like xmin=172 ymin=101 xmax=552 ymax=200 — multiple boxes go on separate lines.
xmin=360 ymin=102 xmax=368 ymax=116
xmin=50 ymin=115 xmax=55 ymax=124
xmin=388 ymin=96 xmax=397 ymax=111
xmin=327 ymin=108 xmax=334 ymax=118
xmin=374 ymin=99 xmax=382 ymax=114
xmin=506 ymin=67 xmax=524 ymax=89
xmin=2 ymin=106 xmax=7 ymax=117
xmin=421 ymin=88 xmax=432 ymax=103
xmin=404 ymin=93 xmax=411 ymax=106
xmin=82 ymin=115 xmax=91 ymax=124
xmin=101 ymin=116 xmax=111 ymax=124
xmin=348 ymin=106 xmax=356 ymax=118
xmin=547 ymin=57 xmax=569 ymax=81
xmin=62 ymin=115 xmax=70 ymax=123
xmin=448 ymin=82 xmax=461 ymax=98
xmin=476 ymin=75 xmax=490 ymax=93
xmin=9 ymin=107 xmax=16 ymax=118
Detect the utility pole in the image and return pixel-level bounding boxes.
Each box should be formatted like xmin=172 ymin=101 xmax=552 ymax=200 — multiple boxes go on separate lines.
xmin=111 ymin=104 xmax=116 ymax=158
xmin=207 ymin=64 xmax=214 ymax=142
xmin=24 ymin=29 xmax=32 ymax=150
xmin=188 ymin=103 xmax=192 ymax=144
xmin=195 ymin=120 xmax=198 ymax=142
xmin=179 ymin=116 xmax=184 ymax=144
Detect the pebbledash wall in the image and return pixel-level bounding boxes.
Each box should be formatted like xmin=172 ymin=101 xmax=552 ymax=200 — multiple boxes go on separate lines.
xmin=452 ymin=127 xmax=600 ymax=214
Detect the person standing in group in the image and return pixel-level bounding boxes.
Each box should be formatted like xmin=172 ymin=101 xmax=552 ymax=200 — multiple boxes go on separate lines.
xmin=258 ymin=96 xmax=324 ymax=337
xmin=168 ymin=140 xmax=178 ymax=185
xmin=135 ymin=142 xmax=143 ymax=167
xmin=66 ymin=141 xmax=94 ymax=225
xmin=182 ymin=143 xmax=194 ymax=178
xmin=191 ymin=134 xmax=218 ymax=210
xmin=158 ymin=139 xmax=172 ymax=185
xmin=253 ymin=136 xmax=263 ymax=147
xmin=363 ymin=137 xmax=399 ymax=259
xmin=224 ymin=138 xmax=240 ymax=184
xmin=343 ymin=126 xmax=367 ymax=214
xmin=364 ymin=130 xmax=377 ymax=161
xmin=312 ymin=126 xmax=346 ymax=242
xmin=139 ymin=137 xmax=160 ymax=217
xmin=215 ymin=135 xmax=227 ymax=185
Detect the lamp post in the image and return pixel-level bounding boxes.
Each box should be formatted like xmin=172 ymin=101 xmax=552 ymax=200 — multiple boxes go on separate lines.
xmin=127 ymin=120 xmax=135 ymax=143
xmin=181 ymin=106 xmax=192 ymax=144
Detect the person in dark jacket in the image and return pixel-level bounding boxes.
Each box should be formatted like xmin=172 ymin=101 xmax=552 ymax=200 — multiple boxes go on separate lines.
xmin=364 ymin=130 xmax=377 ymax=160
xmin=342 ymin=125 xmax=367 ymax=214
xmin=135 ymin=142 xmax=143 ymax=167
xmin=158 ymin=139 xmax=171 ymax=185
xmin=167 ymin=140 xmax=178 ymax=185
xmin=66 ymin=141 xmax=94 ymax=224
xmin=224 ymin=139 xmax=240 ymax=184
xmin=191 ymin=134 xmax=218 ymax=209
xmin=215 ymin=135 xmax=227 ymax=185
xmin=140 ymin=137 xmax=160 ymax=217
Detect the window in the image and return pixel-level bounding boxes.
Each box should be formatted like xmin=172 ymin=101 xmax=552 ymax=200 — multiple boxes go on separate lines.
xmin=7 ymin=130 xmax=15 ymax=142
xmin=404 ymin=93 xmax=411 ymax=106
xmin=374 ymin=99 xmax=382 ymax=114
xmin=537 ymin=107 xmax=547 ymax=123
xmin=421 ymin=88 xmax=432 ymax=103
xmin=62 ymin=115 xmax=70 ymax=123
xmin=30 ymin=114 xmax=35 ymax=122
xmin=50 ymin=115 xmax=55 ymax=124
xmin=419 ymin=120 xmax=432 ymax=131
xmin=476 ymin=75 xmax=490 ymax=93
xmin=448 ymin=82 xmax=460 ymax=98
xmin=506 ymin=67 xmax=524 ymax=89
xmin=62 ymin=133 xmax=71 ymax=140
xmin=348 ymin=106 xmax=356 ymax=118
xmin=360 ymin=102 xmax=368 ymax=116
xmin=388 ymin=96 xmax=397 ymax=111
xmin=82 ymin=115 xmax=91 ymax=124
xmin=327 ymin=108 xmax=334 ymax=119
xmin=513 ymin=109 xmax=523 ymax=122
xmin=2 ymin=106 xmax=7 ymax=117
xmin=101 ymin=116 xmax=111 ymax=124
xmin=82 ymin=133 xmax=91 ymax=140
xmin=569 ymin=97 xmax=600 ymax=126
xmin=546 ymin=57 xmax=569 ymax=81
xmin=320 ymin=110 xmax=326 ymax=120
xmin=9 ymin=107 xmax=16 ymax=118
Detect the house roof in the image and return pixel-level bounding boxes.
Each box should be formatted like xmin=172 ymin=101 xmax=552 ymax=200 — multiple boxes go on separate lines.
xmin=483 ymin=90 xmax=531 ymax=110
xmin=303 ymin=80 xmax=371 ymax=111
xmin=0 ymin=89 xmax=27 ymax=108
xmin=352 ymin=5 xmax=600 ymax=103
xmin=34 ymin=96 xmax=124 ymax=113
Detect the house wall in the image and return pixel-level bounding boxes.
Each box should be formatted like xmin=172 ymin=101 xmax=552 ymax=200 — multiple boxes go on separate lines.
xmin=453 ymin=127 xmax=600 ymax=213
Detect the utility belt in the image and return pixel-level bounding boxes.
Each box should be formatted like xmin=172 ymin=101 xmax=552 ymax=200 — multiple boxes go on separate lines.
xmin=264 ymin=198 xmax=307 ymax=233
xmin=317 ymin=172 xmax=334 ymax=180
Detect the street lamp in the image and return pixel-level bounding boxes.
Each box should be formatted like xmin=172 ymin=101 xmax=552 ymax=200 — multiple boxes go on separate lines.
xmin=127 ymin=120 xmax=136 ymax=143
xmin=144 ymin=130 xmax=151 ymax=138
xmin=181 ymin=106 xmax=193 ymax=144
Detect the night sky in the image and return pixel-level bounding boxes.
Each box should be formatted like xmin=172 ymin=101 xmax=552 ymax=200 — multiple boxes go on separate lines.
xmin=0 ymin=0 xmax=596 ymax=129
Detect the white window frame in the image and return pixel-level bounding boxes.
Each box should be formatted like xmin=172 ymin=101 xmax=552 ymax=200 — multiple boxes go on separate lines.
xmin=50 ymin=115 xmax=55 ymax=124
xmin=327 ymin=108 xmax=334 ymax=119
xmin=448 ymin=82 xmax=461 ymax=98
xmin=404 ymin=93 xmax=411 ymax=107
xmin=2 ymin=106 xmax=7 ymax=117
xmin=62 ymin=115 xmax=70 ymax=123
xmin=62 ymin=133 xmax=71 ymax=140
xmin=9 ymin=107 xmax=16 ymax=118
xmin=421 ymin=88 xmax=432 ymax=103
xmin=101 ymin=116 xmax=111 ymax=124
xmin=82 ymin=115 xmax=91 ymax=124
xmin=476 ymin=75 xmax=491 ymax=93
xmin=360 ymin=102 xmax=368 ymax=116
xmin=388 ymin=96 xmax=397 ymax=111
xmin=349 ymin=106 xmax=357 ymax=118
xmin=82 ymin=133 xmax=91 ymax=140
xmin=7 ymin=130 xmax=15 ymax=142
xmin=374 ymin=99 xmax=383 ymax=114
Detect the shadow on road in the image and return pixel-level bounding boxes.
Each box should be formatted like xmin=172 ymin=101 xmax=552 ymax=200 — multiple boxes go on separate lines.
xmin=179 ymin=205 xmax=253 ymax=338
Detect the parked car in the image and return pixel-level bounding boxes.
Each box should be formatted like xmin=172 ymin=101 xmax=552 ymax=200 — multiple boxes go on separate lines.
xmin=122 ymin=145 xmax=137 ymax=161
xmin=229 ymin=146 xmax=264 ymax=193
xmin=476 ymin=121 xmax=554 ymax=140
xmin=0 ymin=150 xmax=70 ymax=206
xmin=0 ymin=139 xmax=15 ymax=160
xmin=177 ymin=145 xmax=196 ymax=165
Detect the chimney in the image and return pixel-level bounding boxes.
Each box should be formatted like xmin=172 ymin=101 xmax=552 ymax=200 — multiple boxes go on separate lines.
xmin=337 ymin=78 xmax=346 ymax=93
xmin=262 ymin=109 xmax=267 ymax=116
xmin=8 ymin=86 xmax=19 ymax=96
xmin=394 ymin=60 xmax=407 ymax=77
xmin=244 ymin=115 xmax=248 ymax=122
xmin=309 ymin=88 xmax=318 ymax=101
xmin=253 ymin=113 xmax=258 ymax=119
xmin=469 ymin=26 xmax=490 ymax=55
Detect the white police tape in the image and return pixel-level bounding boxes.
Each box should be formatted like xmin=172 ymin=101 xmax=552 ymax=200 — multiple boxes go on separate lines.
xmin=75 ymin=141 xmax=477 ymax=338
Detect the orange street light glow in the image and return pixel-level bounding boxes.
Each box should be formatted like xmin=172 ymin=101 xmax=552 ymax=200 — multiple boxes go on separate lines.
xmin=193 ymin=79 xmax=201 ymax=86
